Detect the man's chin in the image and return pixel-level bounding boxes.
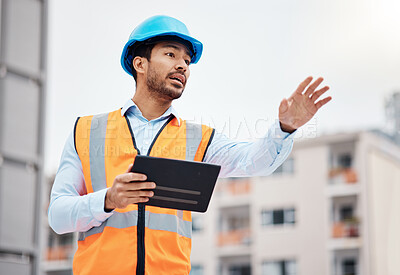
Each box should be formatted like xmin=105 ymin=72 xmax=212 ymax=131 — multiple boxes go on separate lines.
xmin=169 ymin=90 xmax=183 ymax=100
xmin=159 ymin=88 xmax=184 ymax=101
xmin=168 ymin=84 xmax=185 ymax=97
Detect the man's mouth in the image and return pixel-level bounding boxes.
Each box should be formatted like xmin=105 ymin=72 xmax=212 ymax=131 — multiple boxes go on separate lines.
xmin=169 ymin=73 xmax=185 ymax=86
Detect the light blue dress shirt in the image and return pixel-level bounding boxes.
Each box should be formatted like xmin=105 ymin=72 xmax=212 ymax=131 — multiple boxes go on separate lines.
xmin=48 ymin=99 xmax=296 ymax=234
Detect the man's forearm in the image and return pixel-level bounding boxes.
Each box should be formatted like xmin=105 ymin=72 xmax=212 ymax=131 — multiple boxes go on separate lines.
xmin=48 ymin=188 xmax=112 ymax=234
xmin=204 ymin=119 xmax=296 ymax=178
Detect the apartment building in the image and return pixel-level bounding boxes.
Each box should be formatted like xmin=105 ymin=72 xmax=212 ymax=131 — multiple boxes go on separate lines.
xmin=191 ymin=130 xmax=400 ymax=275
xmin=0 ymin=0 xmax=48 ymax=274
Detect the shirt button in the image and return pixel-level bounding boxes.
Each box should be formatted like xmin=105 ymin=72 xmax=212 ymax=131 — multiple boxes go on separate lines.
xmin=144 ymin=140 xmax=150 ymax=145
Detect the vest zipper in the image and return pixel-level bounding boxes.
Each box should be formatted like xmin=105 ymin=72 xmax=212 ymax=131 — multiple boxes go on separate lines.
xmin=124 ymin=115 xmax=175 ymax=275
xmin=136 ymin=203 xmax=145 ymax=275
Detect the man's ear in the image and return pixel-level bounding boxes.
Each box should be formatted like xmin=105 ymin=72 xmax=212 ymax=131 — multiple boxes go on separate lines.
xmin=133 ymin=56 xmax=147 ymax=75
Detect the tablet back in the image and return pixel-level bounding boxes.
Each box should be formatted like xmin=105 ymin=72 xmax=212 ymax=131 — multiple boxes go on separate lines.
xmin=131 ymin=155 xmax=221 ymax=212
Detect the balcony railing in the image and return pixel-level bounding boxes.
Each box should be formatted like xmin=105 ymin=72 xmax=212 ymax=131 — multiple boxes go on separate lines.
xmin=332 ymin=218 xmax=360 ymax=238
xmin=217 ymin=179 xmax=252 ymax=196
xmin=217 ymin=228 xmax=251 ymax=246
xmin=328 ymin=168 xmax=358 ymax=184
xmin=46 ymin=245 xmax=74 ymax=261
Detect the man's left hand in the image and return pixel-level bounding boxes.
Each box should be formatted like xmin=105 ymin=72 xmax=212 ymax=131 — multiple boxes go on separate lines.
xmin=279 ymin=76 xmax=332 ymax=133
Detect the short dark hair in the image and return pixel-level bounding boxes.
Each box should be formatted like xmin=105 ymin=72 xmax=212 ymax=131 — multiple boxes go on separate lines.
xmin=129 ymin=42 xmax=155 ymax=82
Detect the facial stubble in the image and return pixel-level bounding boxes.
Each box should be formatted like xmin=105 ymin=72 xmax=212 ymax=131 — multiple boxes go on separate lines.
xmin=146 ymin=63 xmax=185 ymax=100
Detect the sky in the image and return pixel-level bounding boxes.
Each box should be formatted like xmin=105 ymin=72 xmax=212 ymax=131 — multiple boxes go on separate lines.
xmin=45 ymin=0 xmax=400 ymax=173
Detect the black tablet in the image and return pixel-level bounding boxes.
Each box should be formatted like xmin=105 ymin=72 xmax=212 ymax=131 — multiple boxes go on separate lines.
xmin=130 ymin=155 xmax=221 ymax=212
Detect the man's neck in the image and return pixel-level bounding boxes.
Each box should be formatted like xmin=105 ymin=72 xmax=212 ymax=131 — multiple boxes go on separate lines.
xmin=131 ymin=90 xmax=172 ymax=121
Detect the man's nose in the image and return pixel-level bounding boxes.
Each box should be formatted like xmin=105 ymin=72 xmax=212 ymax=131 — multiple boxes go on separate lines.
xmin=175 ymin=58 xmax=189 ymax=71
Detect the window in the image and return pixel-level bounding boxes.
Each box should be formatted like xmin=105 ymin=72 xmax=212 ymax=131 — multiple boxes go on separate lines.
xmin=338 ymin=154 xmax=352 ymax=168
xmin=342 ymin=258 xmax=356 ymax=275
xmin=284 ymin=209 xmax=295 ymax=224
xmin=229 ymin=265 xmax=251 ymax=275
xmin=48 ymin=231 xmax=74 ymax=247
xmin=340 ymin=205 xmax=354 ymax=221
xmin=273 ymin=158 xmax=294 ymax=175
xmin=227 ymin=215 xmax=249 ymax=231
xmin=274 ymin=210 xmax=284 ymax=224
xmin=192 ymin=215 xmax=204 ymax=233
xmin=261 ymin=208 xmax=296 ymax=226
xmin=190 ymin=265 xmax=203 ymax=275
xmin=262 ymin=260 xmax=296 ymax=275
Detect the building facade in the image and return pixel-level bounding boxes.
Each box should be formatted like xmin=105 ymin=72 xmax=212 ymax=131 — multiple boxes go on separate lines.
xmin=191 ymin=130 xmax=400 ymax=275
xmin=0 ymin=0 xmax=48 ymax=274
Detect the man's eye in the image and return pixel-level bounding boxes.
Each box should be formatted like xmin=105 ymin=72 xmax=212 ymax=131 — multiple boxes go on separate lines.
xmin=166 ymin=52 xmax=174 ymax=57
xmin=185 ymin=60 xmax=190 ymax=65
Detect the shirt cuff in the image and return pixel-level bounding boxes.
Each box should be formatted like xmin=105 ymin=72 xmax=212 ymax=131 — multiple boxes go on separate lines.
xmin=273 ymin=119 xmax=297 ymax=140
xmin=89 ymin=188 xmax=114 ymax=222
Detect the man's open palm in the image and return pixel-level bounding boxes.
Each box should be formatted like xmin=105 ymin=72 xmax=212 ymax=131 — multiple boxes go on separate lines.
xmin=279 ymin=76 xmax=332 ymax=132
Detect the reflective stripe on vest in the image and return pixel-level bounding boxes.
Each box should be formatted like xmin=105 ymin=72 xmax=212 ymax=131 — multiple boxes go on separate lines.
xmin=185 ymin=122 xmax=203 ymax=161
xmin=78 ymin=210 xmax=192 ymax=241
xmin=89 ymin=113 xmax=108 ymax=191
xmin=73 ymin=109 xmax=215 ymax=275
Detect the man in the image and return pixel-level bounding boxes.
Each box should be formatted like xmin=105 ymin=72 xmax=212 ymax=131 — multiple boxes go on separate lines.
xmin=48 ymin=15 xmax=331 ymax=275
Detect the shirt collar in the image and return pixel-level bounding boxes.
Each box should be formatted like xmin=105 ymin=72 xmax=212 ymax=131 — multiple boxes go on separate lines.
xmin=121 ymin=99 xmax=181 ymax=126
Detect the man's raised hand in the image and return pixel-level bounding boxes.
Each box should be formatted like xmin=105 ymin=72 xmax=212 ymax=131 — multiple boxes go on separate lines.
xmin=279 ymin=76 xmax=332 ymax=133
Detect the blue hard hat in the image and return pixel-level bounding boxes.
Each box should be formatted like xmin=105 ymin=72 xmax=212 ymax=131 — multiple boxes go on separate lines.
xmin=121 ymin=15 xmax=203 ymax=77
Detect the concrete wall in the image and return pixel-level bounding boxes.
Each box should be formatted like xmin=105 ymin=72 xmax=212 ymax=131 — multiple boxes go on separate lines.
xmin=368 ymin=148 xmax=400 ymax=275
xmin=251 ymin=145 xmax=329 ymax=275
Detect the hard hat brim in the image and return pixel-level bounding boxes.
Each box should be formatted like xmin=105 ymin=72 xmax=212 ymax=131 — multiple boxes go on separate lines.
xmin=120 ymin=32 xmax=203 ymax=77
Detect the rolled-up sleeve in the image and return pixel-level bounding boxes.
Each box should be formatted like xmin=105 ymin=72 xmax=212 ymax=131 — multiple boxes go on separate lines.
xmin=48 ymin=132 xmax=113 ymax=234
xmin=203 ymin=119 xmax=296 ymax=178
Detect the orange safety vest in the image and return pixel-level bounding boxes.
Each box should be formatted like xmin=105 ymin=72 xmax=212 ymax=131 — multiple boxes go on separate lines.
xmin=72 ymin=109 xmax=215 ymax=275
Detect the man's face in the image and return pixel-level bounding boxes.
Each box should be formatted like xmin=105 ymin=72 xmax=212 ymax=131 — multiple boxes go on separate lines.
xmin=145 ymin=41 xmax=191 ymax=100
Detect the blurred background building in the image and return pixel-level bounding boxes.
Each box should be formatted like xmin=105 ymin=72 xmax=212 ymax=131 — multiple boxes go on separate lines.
xmin=0 ymin=0 xmax=48 ymax=275
xmin=191 ymin=129 xmax=400 ymax=275
xmin=385 ymin=92 xmax=400 ymax=144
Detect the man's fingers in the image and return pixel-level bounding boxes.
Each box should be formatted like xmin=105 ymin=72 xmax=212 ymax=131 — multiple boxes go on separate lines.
xmin=128 ymin=172 xmax=147 ymax=182
xmin=126 ymin=190 xmax=154 ymax=198
xmin=310 ymin=86 xmax=330 ymax=102
xmin=125 ymin=197 xmax=150 ymax=205
xmin=110 ymin=169 xmax=156 ymax=208
xmin=294 ymin=76 xmax=313 ymax=95
xmin=116 ymin=172 xmax=147 ymax=183
xmin=315 ymin=96 xmax=332 ymax=110
xmin=138 ymin=197 xmax=150 ymax=203
xmin=304 ymin=77 xmax=324 ymax=97
xmin=134 ymin=197 xmax=150 ymax=203
xmin=125 ymin=181 xmax=156 ymax=191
